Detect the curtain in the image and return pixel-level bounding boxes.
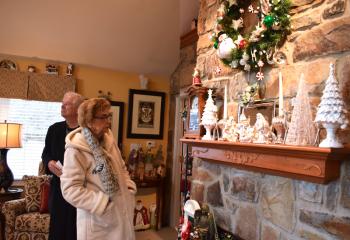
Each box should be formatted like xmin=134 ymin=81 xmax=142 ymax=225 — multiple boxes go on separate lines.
xmin=0 ymin=69 xmax=76 ymax=102
xmin=0 ymin=69 xmax=28 ymax=99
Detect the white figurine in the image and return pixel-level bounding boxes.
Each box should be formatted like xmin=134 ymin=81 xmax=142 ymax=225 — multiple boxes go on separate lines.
xmin=66 ymin=63 xmax=73 ymax=76
xmin=253 ymin=113 xmax=270 ymax=144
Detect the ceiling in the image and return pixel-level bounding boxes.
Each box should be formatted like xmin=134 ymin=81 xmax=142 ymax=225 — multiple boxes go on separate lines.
xmin=0 ymin=0 xmax=198 ymax=76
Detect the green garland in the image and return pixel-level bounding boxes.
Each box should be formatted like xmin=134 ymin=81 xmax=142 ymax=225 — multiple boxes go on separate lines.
xmin=211 ymin=0 xmax=291 ymax=80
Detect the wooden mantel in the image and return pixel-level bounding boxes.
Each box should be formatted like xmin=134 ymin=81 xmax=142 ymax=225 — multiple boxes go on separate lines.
xmin=180 ymin=139 xmax=350 ymax=184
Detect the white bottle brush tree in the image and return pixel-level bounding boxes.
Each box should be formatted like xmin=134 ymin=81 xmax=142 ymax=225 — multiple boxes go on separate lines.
xmin=315 ymin=63 xmax=348 ymax=148
xmin=200 ymin=89 xmax=218 ymax=140
xmin=285 ymin=73 xmax=316 ymax=146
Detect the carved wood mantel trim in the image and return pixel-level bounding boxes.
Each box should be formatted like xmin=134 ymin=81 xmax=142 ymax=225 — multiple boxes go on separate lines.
xmin=180 ymin=139 xmax=350 ymax=184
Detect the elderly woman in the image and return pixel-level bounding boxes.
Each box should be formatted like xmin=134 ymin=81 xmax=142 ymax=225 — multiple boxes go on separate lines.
xmin=61 ymin=98 xmax=137 ymax=240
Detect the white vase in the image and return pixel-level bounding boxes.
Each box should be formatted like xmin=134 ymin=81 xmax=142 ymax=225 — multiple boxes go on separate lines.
xmin=202 ymin=123 xmax=214 ymax=140
xmin=319 ymin=123 xmax=343 ymax=148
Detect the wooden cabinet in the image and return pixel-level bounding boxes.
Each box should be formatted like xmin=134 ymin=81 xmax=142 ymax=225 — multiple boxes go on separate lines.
xmin=0 ymin=187 xmax=23 ymax=240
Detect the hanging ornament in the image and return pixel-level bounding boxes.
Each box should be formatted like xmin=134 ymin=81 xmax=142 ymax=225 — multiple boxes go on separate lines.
xmin=257 ymin=60 xmax=264 ymax=68
xmin=217 ymin=36 xmax=237 ymax=60
xmin=230 ymin=60 xmax=239 ymax=68
xmin=239 ymin=58 xmax=246 ymax=66
xmin=238 ymin=39 xmax=247 ymax=49
xmin=244 ymin=64 xmax=251 ymax=71
xmin=256 ymin=71 xmax=264 ymax=81
xmin=214 ymin=40 xmax=219 ymax=49
xmin=248 ymin=5 xmax=255 ymax=13
xmin=240 ymin=52 xmax=250 ymax=66
xmin=263 ymin=15 xmax=274 ymax=28
xmin=234 ymin=35 xmax=246 ymax=49
xmin=242 ymin=52 xmax=250 ymax=61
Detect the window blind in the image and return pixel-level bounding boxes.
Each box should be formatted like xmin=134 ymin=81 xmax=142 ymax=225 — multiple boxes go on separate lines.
xmin=0 ymin=98 xmax=63 ymax=179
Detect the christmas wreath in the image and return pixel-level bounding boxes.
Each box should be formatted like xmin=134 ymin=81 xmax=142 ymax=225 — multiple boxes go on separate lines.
xmin=211 ymin=0 xmax=291 ymax=80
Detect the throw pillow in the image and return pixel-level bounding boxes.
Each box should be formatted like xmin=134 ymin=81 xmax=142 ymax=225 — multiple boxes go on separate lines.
xmin=39 ymin=180 xmax=51 ymax=213
xmin=23 ymin=175 xmax=52 ymax=212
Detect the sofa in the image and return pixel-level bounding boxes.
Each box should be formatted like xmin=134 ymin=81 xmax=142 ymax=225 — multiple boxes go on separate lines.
xmin=1 ymin=174 xmax=51 ymax=240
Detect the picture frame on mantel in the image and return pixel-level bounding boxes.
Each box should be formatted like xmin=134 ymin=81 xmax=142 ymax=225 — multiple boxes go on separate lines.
xmin=110 ymin=101 xmax=124 ymax=149
xmin=127 ymin=89 xmax=165 ymax=139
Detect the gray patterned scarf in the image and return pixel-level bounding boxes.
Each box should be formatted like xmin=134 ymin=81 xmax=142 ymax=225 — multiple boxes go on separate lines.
xmin=82 ymin=127 xmax=119 ymax=198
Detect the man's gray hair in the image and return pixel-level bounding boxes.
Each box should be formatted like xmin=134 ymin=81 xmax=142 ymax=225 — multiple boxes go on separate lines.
xmin=64 ymin=91 xmax=85 ymax=108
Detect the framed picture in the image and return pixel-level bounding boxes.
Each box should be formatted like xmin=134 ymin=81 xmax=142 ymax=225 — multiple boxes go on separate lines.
xmin=127 ymin=89 xmax=165 ymax=139
xmin=110 ymin=101 xmax=124 ymax=149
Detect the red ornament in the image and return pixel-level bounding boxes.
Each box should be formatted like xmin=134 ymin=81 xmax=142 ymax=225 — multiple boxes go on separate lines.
xmin=238 ymin=39 xmax=247 ymax=49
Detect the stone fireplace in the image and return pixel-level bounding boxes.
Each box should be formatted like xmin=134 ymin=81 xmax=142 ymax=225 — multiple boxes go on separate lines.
xmin=170 ymin=0 xmax=350 ymax=239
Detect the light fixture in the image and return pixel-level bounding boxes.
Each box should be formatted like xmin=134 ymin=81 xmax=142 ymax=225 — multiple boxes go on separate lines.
xmin=0 ymin=121 xmax=22 ymax=192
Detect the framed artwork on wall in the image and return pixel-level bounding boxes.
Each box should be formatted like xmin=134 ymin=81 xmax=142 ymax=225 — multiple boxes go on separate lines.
xmin=127 ymin=89 xmax=165 ymax=139
xmin=110 ymin=101 xmax=124 ymax=149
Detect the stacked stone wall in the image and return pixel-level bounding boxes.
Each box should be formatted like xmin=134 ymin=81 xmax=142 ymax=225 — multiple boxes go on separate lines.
xmin=191 ymin=158 xmax=350 ymax=239
xmin=170 ymin=0 xmax=350 ymax=238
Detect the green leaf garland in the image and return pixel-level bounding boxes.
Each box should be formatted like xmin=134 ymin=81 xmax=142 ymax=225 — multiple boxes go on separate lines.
xmin=211 ymin=0 xmax=291 ymax=80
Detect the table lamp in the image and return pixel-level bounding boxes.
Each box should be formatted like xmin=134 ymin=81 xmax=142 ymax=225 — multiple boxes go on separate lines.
xmin=0 ymin=121 xmax=22 ymax=192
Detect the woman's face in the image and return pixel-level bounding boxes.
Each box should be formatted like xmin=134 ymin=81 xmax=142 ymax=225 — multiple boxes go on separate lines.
xmin=88 ymin=108 xmax=112 ymax=140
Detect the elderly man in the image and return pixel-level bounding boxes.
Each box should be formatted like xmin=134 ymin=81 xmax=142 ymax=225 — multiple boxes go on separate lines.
xmin=42 ymin=92 xmax=84 ymax=240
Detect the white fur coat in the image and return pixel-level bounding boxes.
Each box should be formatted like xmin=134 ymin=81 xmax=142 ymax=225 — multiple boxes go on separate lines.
xmin=61 ymin=128 xmax=136 ymax=240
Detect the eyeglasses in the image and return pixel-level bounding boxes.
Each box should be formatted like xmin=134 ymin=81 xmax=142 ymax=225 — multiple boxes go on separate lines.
xmin=94 ymin=113 xmax=112 ymax=120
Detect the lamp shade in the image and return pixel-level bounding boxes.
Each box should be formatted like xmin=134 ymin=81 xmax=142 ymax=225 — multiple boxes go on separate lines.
xmin=0 ymin=122 xmax=22 ymax=148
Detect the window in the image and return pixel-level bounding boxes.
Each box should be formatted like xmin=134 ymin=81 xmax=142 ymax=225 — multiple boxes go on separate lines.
xmin=0 ymin=98 xmax=63 ymax=179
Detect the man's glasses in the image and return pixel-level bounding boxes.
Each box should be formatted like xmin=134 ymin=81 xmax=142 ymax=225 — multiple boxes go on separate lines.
xmin=94 ymin=113 xmax=112 ymax=120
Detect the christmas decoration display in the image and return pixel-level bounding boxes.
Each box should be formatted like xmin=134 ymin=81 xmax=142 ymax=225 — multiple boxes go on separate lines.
xmin=253 ymin=113 xmax=271 ymax=143
xmin=285 ymin=73 xmax=316 ymax=146
xmin=200 ymin=89 xmax=218 ymax=140
xmin=315 ymin=63 xmax=348 ymax=148
xmin=134 ymin=200 xmax=150 ymax=230
xmin=211 ymin=0 xmax=291 ymax=80
xmin=239 ymin=82 xmax=259 ymax=105
xmin=236 ymin=110 xmax=254 ymax=143
xmin=192 ymin=68 xmax=202 ymax=86
xmin=149 ymin=203 xmax=157 ymax=230
xmin=177 ymin=201 xmax=219 ymax=240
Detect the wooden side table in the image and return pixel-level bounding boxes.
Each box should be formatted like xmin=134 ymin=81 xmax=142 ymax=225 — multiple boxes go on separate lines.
xmin=0 ymin=187 xmax=23 ymax=240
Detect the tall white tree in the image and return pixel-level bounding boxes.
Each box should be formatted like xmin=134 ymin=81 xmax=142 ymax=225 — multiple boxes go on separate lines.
xmin=285 ymin=74 xmax=316 ymax=146
xmin=200 ymin=89 xmax=218 ymax=140
xmin=315 ymin=63 xmax=348 ymax=147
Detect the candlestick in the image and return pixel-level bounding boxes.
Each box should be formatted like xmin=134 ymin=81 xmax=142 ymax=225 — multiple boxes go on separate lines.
xmin=278 ymin=71 xmax=284 ymax=117
xmin=224 ymin=84 xmax=228 ymax=119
